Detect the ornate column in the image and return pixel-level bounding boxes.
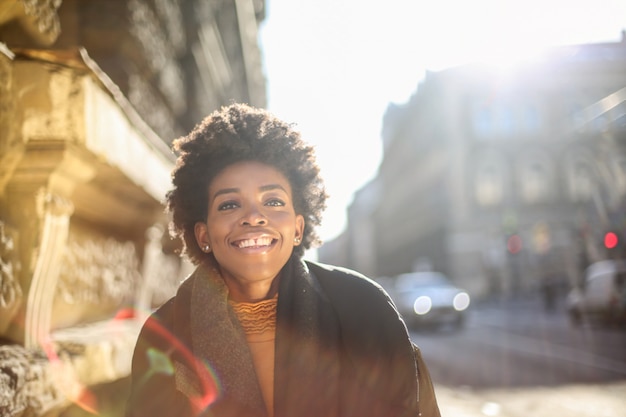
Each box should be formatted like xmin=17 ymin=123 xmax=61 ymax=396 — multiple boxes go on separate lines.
xmin=24 ymin=191 xmax=74 ymax=349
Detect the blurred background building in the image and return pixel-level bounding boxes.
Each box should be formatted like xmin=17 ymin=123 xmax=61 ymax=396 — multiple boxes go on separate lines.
xmin=0 ymin=0 xmax=265 ymax=415
xmin=320 ymin=34 xmax=626 ymax=299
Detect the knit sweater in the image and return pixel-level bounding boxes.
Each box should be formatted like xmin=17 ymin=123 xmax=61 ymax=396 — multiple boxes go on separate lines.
xmin=230 ymin=296 xmax=277 ymax=416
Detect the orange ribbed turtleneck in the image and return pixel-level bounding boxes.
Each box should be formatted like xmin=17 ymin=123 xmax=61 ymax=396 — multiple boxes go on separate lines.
xmin=229 ymin=296 xmax=277 ymax=417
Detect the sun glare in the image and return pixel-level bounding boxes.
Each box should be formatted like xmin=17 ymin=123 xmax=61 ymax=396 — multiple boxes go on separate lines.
xmin=472 ymin=44 xmax=549 ymax=73
xmin=262 ymin=0 xmax=626 ymax=243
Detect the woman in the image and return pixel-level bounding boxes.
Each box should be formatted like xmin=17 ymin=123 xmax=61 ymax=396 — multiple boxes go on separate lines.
xmin=126 ymin=103 xmax=441 ymax=417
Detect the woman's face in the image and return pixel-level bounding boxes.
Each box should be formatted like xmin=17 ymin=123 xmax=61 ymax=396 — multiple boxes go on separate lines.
xmin=194 ymin=161 xmax=304 ymax=288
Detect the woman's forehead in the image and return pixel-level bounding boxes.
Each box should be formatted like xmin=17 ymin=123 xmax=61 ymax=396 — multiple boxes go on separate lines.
xmin=209 ymin=161 xmax=293 ymax=194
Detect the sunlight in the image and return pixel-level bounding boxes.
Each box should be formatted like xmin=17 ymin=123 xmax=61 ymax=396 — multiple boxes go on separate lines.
xmin=471 ymin=44 xmax=549 ymax=74
xmin=261 ymin=0 xmax=626 ymax=242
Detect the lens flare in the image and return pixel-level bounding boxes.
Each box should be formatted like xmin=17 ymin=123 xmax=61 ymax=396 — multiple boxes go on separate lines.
xmin=36 ymin=307 xmax=221 ymax=416
xmin=139 ymin=310 xmax=222 ymax=414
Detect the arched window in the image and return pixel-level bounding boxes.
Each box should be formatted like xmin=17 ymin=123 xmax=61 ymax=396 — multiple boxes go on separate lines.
xmin=474 ymin=151 xmax=507 ymax=206
xmin=610 ymin=155 xmax=626 ymax=195
xmin=565 ymin=153 xmax=626 ymax=202
xmin=518 ymin=153 xmax=552 ymax=204
xmin=570 ymin=161 xmax=594 ymax=201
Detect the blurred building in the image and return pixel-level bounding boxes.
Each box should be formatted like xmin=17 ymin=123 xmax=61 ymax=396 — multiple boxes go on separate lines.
xmin=0 ymin=0 xmax=266 ymax=415
xmin=319 ymin=33 xmax=626 ymax=299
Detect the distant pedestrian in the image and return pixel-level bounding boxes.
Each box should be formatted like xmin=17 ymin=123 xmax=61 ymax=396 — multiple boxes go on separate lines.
xmin=125 ymin=103 xmax=441 ymax=417
xmin=541 ymin=275 xmax=557 ymax=312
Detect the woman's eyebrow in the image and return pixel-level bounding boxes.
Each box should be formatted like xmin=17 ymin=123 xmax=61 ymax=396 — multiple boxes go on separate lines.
xmin=211 ymin=184 xmax=286 ymax=200
xmin=260 ymin=184 xmax=287 ymax=193
xmin=212 ymin=187 xmax=239 ymax=200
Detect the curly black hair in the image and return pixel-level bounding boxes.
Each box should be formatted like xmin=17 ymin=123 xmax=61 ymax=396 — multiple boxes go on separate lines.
xmin=165 ymin=103 xmax=328 ymax=265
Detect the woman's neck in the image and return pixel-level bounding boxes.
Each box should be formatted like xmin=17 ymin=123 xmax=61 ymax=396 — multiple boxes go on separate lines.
xmin=224 ymin=274 xmax=280 ymax=303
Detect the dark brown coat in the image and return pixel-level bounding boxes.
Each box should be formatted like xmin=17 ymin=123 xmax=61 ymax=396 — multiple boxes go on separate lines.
xmin=126 ymin=258 xmax=441 ymax=417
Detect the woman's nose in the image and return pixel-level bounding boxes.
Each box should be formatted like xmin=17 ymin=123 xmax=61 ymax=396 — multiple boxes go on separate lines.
xmin=240 ymin=205 xmax=267 ymax=226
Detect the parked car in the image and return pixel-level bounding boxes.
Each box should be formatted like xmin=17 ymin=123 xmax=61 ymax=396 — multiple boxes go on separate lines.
xmin=387 ymin=271 xmax=470 ymax=330
xmin=567 ymin=259 xmax=626 ymax=327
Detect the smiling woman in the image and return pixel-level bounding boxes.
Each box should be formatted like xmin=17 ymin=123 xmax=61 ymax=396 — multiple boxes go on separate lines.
xmin=125 ymin=103 xmax=441 ymax=417
xmin=194 ymin=161 xmax=305 ymax=302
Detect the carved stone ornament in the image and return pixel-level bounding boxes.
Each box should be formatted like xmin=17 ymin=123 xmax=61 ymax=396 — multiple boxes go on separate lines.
xmin=0 ymin=221 xmax=23 ymax=333
xmin=0 ymin=221 xmax=21 ymax=307
xmin=56 ymin=234 xmax=140 ymax=306
xmin=0 ymin=344 xmax=69 ymax=416
xmin=137 ymin=225 xmax=184 ymax=312
xmin=1 ymin=0 xmax=64 ymax=45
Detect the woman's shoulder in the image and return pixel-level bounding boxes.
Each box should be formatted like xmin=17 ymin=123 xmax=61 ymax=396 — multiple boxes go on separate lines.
xmin=306 ymin=260 xmax=375 ymax=283
xmin=304 ymin=260 xmax=411 ymax=356
xmin=305 ymin=260 xmax=392 ymax=305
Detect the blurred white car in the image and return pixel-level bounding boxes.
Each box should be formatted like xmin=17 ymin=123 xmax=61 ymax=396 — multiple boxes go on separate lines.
xmin=567 ymin=259 xmax=626 ymax=326
xmin=388 ymin=271 xmax=470 ymax=330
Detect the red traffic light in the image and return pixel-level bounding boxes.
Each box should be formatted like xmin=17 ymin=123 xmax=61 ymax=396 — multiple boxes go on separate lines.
xmin=604 ymin=232 xmax=619 ymax=249
xmin=507 ymin=234 xmax=523 ymax=254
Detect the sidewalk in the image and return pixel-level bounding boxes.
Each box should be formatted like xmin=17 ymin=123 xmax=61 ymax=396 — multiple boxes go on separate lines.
xmin=434 ymin=381 xmax=626 ymax=417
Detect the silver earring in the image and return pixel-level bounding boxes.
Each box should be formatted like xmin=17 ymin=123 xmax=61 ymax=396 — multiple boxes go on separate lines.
xmin=203 ymin=244 xmax=210 ymax=252
xmin=294 ymin=237 xmax=301 ymax=244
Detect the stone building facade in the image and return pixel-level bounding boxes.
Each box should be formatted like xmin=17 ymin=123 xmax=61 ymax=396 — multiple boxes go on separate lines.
xmin=0 ymin=1 xmax=266 ymax=415
xmin=319 ymin=34 xmax=626 ymax=299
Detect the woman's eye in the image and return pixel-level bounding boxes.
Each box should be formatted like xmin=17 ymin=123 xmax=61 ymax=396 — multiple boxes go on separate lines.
xmin=217 ymin=201 xmax=239 ymax=211
xmin=266 ymin=198 xmax=285 ymax=207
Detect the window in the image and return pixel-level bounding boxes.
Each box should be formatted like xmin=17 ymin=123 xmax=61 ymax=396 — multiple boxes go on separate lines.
xmin=472 ymin=105 xmax=492 ymax=138
xmin=565 ymin=154 xmax=594 ymax=202
xmin=519 ymin=154 xmax=552 ymax=204
xmin=472 ymin=99 xmax=538 ymax=138
xmin=474 ymin=153 xmax=507 ymax=206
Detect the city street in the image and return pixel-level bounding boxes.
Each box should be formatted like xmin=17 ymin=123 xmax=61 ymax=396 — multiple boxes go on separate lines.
xmin=410 ymin=295 xmax=626 ymax=416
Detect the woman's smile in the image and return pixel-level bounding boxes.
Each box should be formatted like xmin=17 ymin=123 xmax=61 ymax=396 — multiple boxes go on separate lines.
xmin=232 ymin=235 xmax=276 ymax=250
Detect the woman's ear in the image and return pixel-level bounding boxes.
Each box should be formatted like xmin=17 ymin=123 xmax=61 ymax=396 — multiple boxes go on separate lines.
xmin=194 ymin=222 xmax=211 ymax=253
xmin=294 ymin=215 xmax=305 ymax=246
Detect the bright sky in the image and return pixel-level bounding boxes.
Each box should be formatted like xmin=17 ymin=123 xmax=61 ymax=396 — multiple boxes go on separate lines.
xmin=259 ymin=0 xmax=626 ymax=243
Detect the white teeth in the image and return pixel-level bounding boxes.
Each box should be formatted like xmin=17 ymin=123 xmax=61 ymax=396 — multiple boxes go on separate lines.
xmin=237 ymin=237 xmax=272 ymax=248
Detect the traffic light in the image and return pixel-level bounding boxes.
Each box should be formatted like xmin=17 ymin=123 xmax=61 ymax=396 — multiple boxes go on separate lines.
xmin=506 ymin=234 xmax=523 ymax=254
xmin=604 ymin=232 xmax=619 ymax=249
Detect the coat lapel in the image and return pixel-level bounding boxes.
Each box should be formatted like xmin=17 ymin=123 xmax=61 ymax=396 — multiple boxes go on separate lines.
xmin=187 ymin=265 xmax=267 ymax=415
